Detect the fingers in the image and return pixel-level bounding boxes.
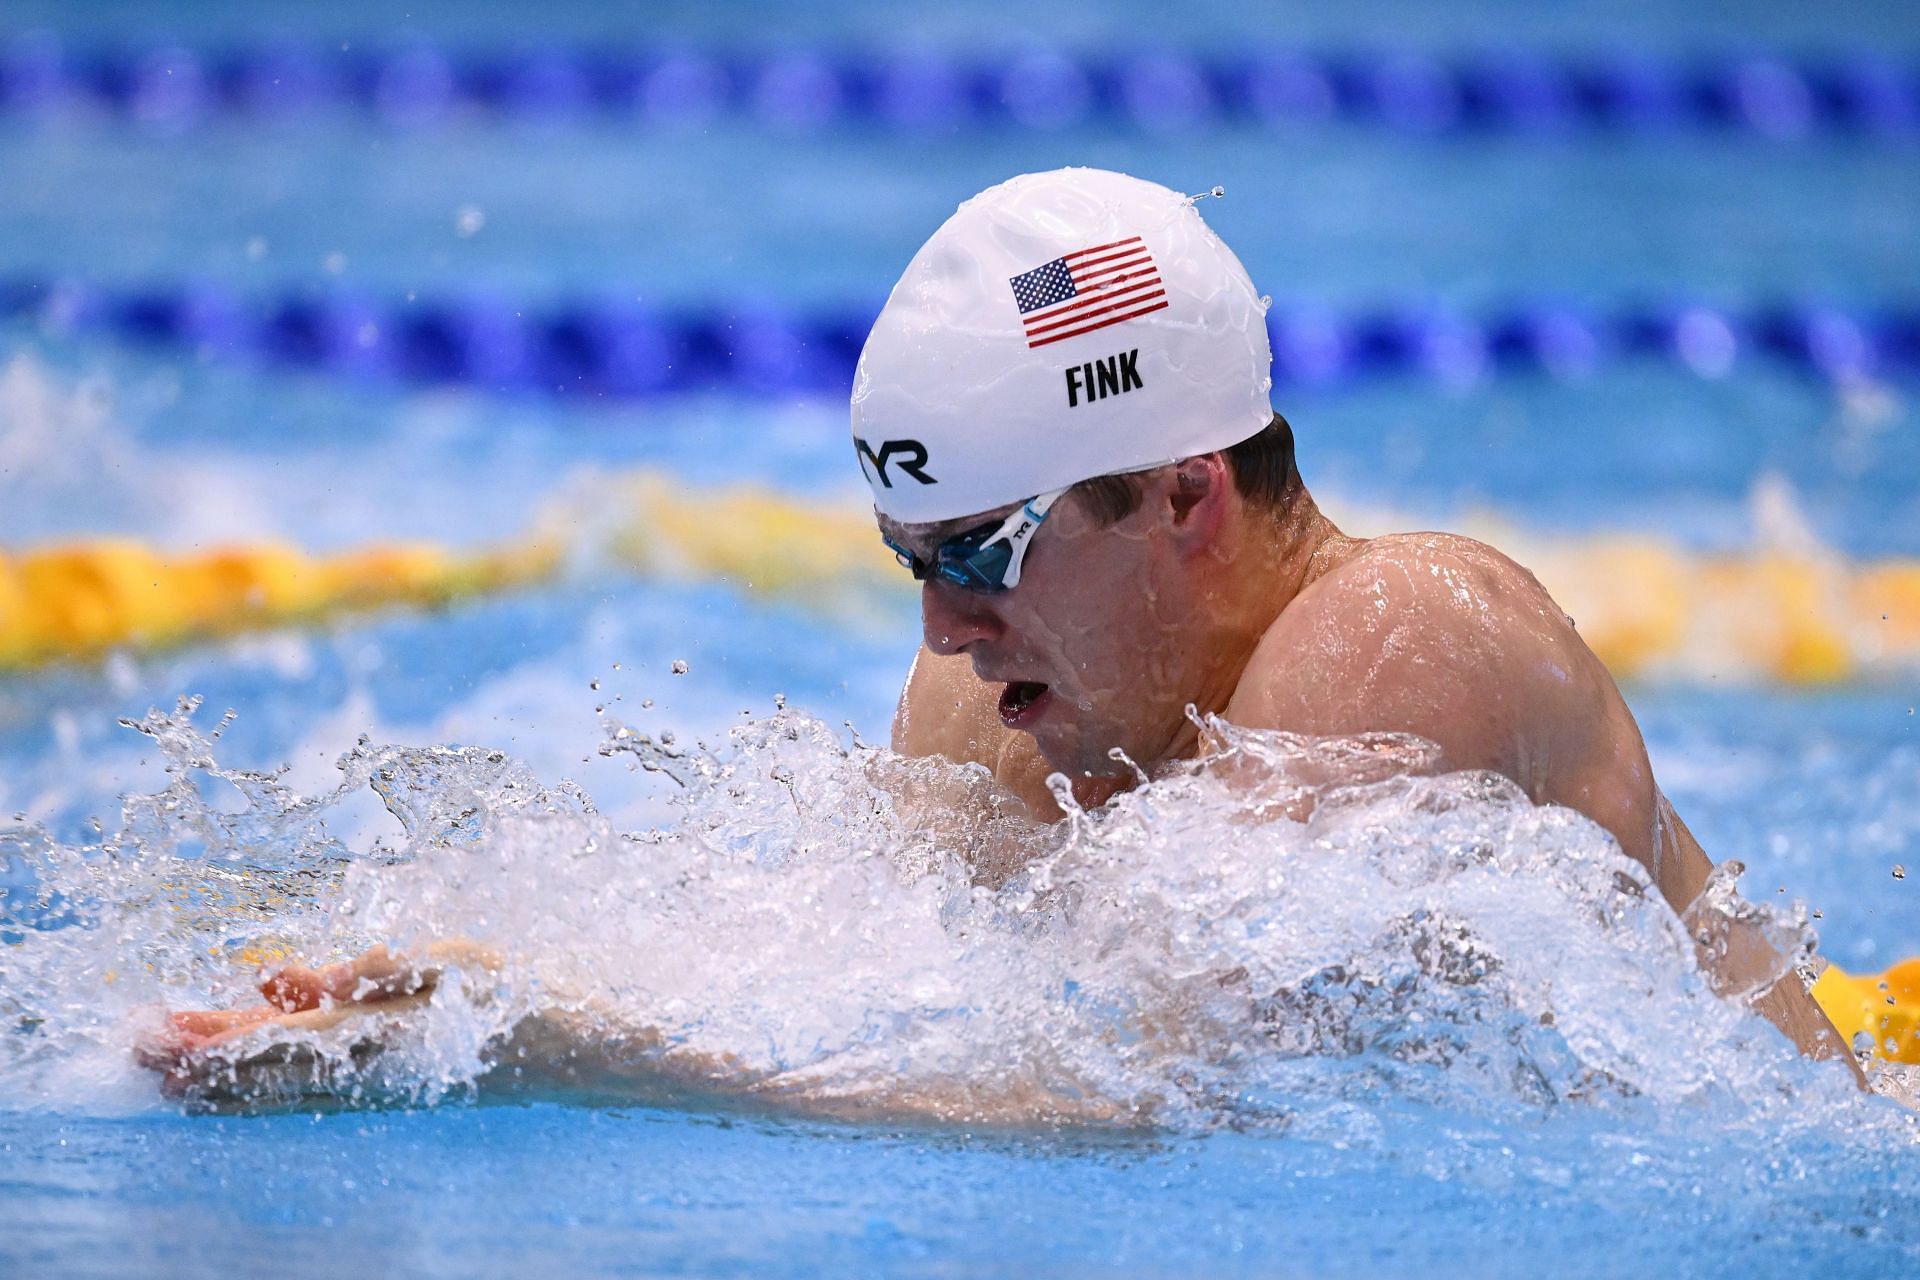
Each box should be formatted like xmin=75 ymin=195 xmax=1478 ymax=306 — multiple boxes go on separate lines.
xmin=259 ymin=958 xmax=366 ymax=1011
xmin=423 ymin=938 xmax=504 ymax=972
xmin=259 ymin=944 xmax=428 ymax=1011
xmin=136 ymin=940 xmax=475 ymax=1106
xmin=136 ymin=993 xmax=436 ymax=1105
xmin=134 ymin=1005 xmax=284 ymax=1071
xmin=171 ymin=1005 xmax=285 ymax=1040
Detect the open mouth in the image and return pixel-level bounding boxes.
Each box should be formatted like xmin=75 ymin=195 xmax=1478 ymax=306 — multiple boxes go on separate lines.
xmin=997 ymin=680 xmax=1052 ymax=729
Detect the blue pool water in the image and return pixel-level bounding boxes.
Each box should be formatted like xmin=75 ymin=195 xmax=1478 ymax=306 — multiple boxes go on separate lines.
xmin=4 ymin=1 xmax=1920 ymax=1276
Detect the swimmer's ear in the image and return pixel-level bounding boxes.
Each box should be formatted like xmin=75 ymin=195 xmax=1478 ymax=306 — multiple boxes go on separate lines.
xmin=1165 ymin=453 xmax=1231 ymax=545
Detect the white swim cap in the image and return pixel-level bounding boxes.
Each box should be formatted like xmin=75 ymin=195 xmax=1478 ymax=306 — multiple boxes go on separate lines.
xmin=850 ymin=167 xmax=1273 ymax=524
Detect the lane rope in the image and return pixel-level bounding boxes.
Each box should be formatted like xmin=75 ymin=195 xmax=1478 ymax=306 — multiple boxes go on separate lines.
xmin=6 ymin=470 xmax=1919 ymax=687
xmin=1814 ymin=959 xmax=1920 ymax=1064
xmin=2 ymin=36 xmax=1915 ymax=141
xmin=5 ymin=277 xmax=1914 ymax=396
xmin=0 ymin=536 xmax=556 ymax=670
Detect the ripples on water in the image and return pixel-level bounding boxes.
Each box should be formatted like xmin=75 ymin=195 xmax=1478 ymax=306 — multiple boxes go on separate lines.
xmin=3 ymin=696 xmax=1914 ymax=1152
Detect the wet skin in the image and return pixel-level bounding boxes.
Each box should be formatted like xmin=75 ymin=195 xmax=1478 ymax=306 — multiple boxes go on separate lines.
xmin=885 ymin=453 xmax=1850 ymax=1066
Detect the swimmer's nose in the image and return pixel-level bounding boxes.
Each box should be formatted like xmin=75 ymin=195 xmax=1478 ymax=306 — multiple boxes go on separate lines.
xmin=921 ymin=579 xmax=1002 ymax=656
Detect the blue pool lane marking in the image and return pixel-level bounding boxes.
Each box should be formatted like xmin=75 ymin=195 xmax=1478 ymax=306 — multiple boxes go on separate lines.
xmin=2 ymin=276 xmax=1914 ymax=398
xmin=0 ymin=36 xmax=1915 ymax=141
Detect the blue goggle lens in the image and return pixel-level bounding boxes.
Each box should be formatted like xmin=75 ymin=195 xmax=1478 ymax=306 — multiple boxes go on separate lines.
xmin=885 ymin=522 xmax=1013 ymax=592
xmin=881 ymin=488 xmax=1065 ymax=594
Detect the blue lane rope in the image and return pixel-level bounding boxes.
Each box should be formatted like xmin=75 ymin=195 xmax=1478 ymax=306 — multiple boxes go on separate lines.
xmin=2 ymin=35 xmax=1915 ymax=140
xmin=3 ymin=277 xmax=1915 ymax=396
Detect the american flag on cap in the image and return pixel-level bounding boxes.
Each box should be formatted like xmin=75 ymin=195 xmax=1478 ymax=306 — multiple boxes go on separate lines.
xmin=1007 ymin=236 xmax=1168 ymax=349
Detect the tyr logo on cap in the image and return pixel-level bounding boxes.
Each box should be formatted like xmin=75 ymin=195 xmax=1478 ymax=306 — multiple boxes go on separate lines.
xmin=854 ymin=436 xmax=936 ymax=487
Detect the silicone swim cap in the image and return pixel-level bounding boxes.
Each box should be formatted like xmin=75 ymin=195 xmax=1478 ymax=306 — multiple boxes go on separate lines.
xmin=851 ymin=167 xmax=1273 ymax=524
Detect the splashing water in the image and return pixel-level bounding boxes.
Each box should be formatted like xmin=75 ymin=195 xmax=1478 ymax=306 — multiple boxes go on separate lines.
xmin=0 ymin=697 xmax=1911 ymax=1142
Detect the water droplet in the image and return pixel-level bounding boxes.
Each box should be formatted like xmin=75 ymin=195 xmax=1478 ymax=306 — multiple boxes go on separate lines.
xmin=641 ymin=698 xmax=654 ymax=709
xmin=1895 ymin=864 xmax=1907 ymax=880
xmin=589 ymin=679 xmax=600 ymax=691
xmin=671 ymin=660 xmax=689 ymax=675
xmin=454 ymin=205 xmax=486 ymax=237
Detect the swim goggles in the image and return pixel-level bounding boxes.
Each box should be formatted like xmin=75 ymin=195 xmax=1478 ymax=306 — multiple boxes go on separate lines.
xmin=882 ymin=487 xmax=1067 ymax=592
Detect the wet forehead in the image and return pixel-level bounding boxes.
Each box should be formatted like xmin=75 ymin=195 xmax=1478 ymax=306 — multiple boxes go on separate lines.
xmin=875 ymin=501 xmax=1020 ymax=557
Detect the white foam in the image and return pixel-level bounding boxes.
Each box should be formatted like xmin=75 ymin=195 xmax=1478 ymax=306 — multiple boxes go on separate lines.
xmin=1 ymin=699 xmax=1901 ymax=1139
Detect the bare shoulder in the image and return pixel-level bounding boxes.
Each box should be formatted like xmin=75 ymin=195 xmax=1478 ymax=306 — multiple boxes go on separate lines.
xmin=1246 ymin=531 xmax=1579 ymax=681
xmin=1226 ymin=531 xmax=1610 ymax=784
xmin=891 ymin=646 xmax=1059 ymax=811
xmin=892 ymin=646 xmax=1023 ymax=771
xmin=1295 ymin=531 xmax=1569 ymax=636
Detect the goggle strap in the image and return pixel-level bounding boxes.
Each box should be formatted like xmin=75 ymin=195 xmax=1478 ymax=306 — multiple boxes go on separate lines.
xmin=994 ymin=486 xmax=1067 ymax=590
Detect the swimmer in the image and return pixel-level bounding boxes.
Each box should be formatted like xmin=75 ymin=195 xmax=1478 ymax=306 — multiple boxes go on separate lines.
xmin=139 ymin=168 xmax=1854 ymax=1107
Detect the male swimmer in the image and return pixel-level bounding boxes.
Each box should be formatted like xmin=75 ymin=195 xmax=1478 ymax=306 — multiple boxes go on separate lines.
xmin=140 ymin=168 xmax=1852 ymax=1102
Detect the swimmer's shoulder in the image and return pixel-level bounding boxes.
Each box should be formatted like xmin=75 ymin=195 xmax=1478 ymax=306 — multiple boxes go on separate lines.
xmin=1227 ymin=530 xmax=1600 ymax=762
xmin=892 ymin=646 xmax=1015 ymax=769
xmin=1236 ymin=530 xmax=1674 ymax=886
xmin=892 ymin=646 xmax=1059 ymax=811
xmin=1273 ymin=530 xmax=1574 ymax=651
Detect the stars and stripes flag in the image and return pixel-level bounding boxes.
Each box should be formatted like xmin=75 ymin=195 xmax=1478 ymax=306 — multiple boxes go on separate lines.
xmin=1007 ymin=236 xmax=1168 ymax=349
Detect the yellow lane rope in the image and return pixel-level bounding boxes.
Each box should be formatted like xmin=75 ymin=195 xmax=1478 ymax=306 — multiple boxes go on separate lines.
xmin=1814 ymin=959 xmax=1920 ymax=1064
xmin=0 ymin=537 xmax=557 ymax=669
xmin=605 ymin=474 xmax=1920 ymax=686
xmin=5 ymin=470 xmax=1920 ymax=685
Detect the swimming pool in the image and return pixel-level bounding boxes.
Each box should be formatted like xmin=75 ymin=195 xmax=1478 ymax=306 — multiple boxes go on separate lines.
xmin=4 ymin=0 xmax=1919 ymax=1275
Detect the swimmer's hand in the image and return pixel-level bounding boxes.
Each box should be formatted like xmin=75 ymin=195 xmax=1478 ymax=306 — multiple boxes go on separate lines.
xmin=135 ymin=942 xmax=1129 ymax=1125
xmin=134 ymin=940 xmax=501 ymax=1102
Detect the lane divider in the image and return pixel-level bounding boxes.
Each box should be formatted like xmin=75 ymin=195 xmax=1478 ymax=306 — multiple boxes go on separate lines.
xmin=4 ymin=472 xmax=1919 ymax=685
xmin=609 ymin=475 xmax=1920 ymax=686
xmin=0 ymin=537 xmax=556 ymax=669
xmin=2 ymin=36 xmax=1914 ymax=141
xmin=5 ymin=278 xmax=1914 ymax=395
xmin=1814 ymin=959 xmax=1920 ymax=1064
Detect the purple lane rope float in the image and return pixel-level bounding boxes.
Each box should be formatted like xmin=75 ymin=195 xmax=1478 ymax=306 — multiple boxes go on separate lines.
xmin=1 ymin=36 xmax=1915 ymax=140
xmin=2 ymin=277 xmax=1915 ymax=397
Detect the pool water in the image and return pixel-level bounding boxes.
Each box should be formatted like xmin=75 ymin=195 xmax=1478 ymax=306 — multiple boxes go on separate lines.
xmin=4 ymin=0 xmax=1920 ymax=1275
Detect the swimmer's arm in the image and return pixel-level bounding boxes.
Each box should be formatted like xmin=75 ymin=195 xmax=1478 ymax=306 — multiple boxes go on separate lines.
xmin=491 ymin=1004 xmax=1133 ymax=1124
xmin=141 ymin=941 xmax=1126 ymax=1123
xmin=137 ymin=940 xmax=504 ymax=1098
xmin=137 ymin=940 xmax=748 ymax=1101
xmin=1660 ymin=805 xmax=1859 ymax=1072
